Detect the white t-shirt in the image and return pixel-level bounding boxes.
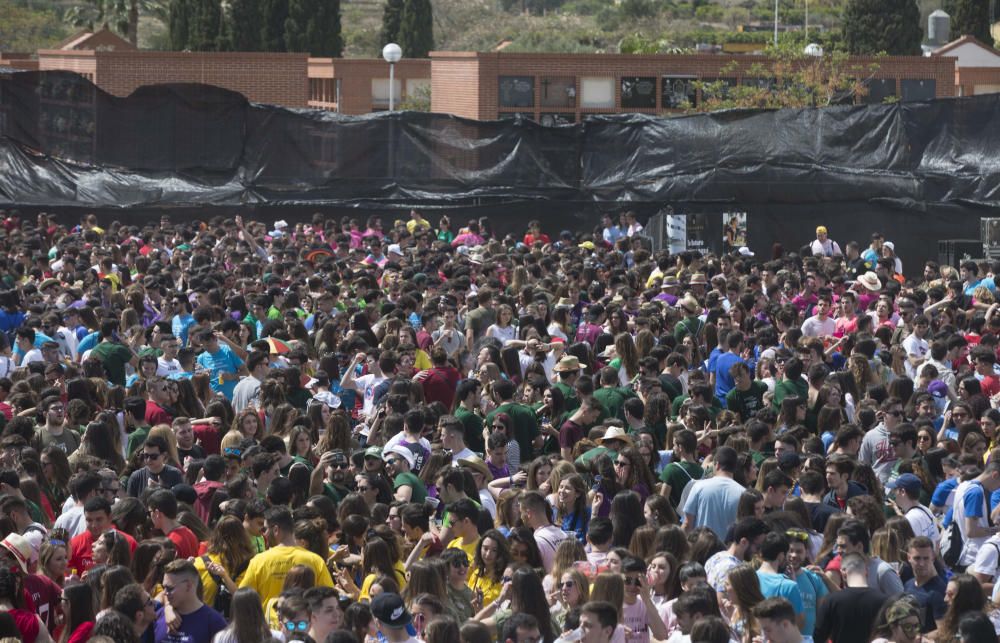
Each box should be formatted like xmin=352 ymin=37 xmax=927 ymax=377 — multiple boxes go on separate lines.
xmin=354 ymin=373 xmax=387 ymax=419
xmin=156 ymin=356 xmax=183 ymax=377
xmin=20 ymin=348 xmax=43 ymax=367
xmin=904 ymin=504 xmax=939 ymax=542
xmin=534 ymin=524 xmax=570 ymax=570
xmin=801 ymin=315 xmax=836 ymax=338
xmin=902 ymin=333 xmax=929 ymax=380
xmin=952 ymin=479 xmax=990 ymax=567
xmin=970 ymin=534 xmax=1000 ymax=580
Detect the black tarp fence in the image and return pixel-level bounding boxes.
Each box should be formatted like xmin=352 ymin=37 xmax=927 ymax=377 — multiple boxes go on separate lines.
xmin=1 ymin=70 xmax=999 ymax=264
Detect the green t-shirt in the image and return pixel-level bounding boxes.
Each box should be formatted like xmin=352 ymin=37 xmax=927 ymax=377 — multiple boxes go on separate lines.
xmin=126 ymin=425 xmax=151 ymax=457
xmin=92 ymin=341 xmax=134 ymax=387
xmin=576 ymin=445 xmax=616 ymax=467
xmin=393 ymin=471 xmax=427 ymax=503
xmin=486 ymin=402 xmax=539 ymax=461
xmin=725 ymin=381 xmax=769 ymax=421
xmin=553 ymin=381 xmax=580 ymax=413
xmin=593 ymin=387 xmax=628 ymax=422
xmin=659 ymin=460 xmax=704 ymax=510
xmin=455 ymin=407 xmax=485 ymax=454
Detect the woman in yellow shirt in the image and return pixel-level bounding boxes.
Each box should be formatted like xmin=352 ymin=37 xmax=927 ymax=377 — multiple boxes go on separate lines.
xmin=467 ymin=529 xmax=509 ymax=608
xmin=192 ymin=516 xmax=256 ymax=608
xmin=358 ymin=536 xmax=407 ymax=602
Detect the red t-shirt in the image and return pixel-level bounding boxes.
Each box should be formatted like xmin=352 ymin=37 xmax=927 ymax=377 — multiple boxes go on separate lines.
xmin=167 ymin=525 xmax=200 ymax=559
xmin=68 ymin=528 xmax=138 ymax=573
xmin=420 ymin=366 xmax=461 ymax=409
xmin=192 ymin=422 xmax=221 ymax=456
xmin=145 ymin=400 xmax=173 ymax=427
xmin=983 ymin=375 xmax=1000 ymax=399
xmin=25 ymin=573 xmax=61 ymax=632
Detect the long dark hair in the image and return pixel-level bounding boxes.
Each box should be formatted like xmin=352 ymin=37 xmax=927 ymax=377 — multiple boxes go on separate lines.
xmin=509 ymin=566 xmax=555 ymax=643
xmin=941 ymin=574 xmax=986 ymax=640
xmin=472 ymin=529 xmax=510 ymax=583
xmin=228 ymin=587 xmax=274 ymax=643
xmin=610 ymin=490 xmax=645 ymax=548
xmin=60 ymin=582 xmax=96 ymax=643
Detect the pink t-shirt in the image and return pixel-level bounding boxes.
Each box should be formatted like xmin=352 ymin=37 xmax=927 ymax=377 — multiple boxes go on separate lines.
xmin=622 ymin=598 xmax=650 ymax=643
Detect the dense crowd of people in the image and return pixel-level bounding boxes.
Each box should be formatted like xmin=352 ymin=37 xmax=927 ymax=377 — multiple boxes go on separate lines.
xmin=1 ymin=210 xmax=999 ymax=643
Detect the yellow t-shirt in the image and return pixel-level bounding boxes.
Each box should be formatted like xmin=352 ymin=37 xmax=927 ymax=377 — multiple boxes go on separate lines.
xmin=467 ymin=567 xmax=502 ymax=607
xmin=237 ymin=544 xmax=334 ymax=605
xmin=447 ymin=536 xmax=479 ymax=562
xmin=193 ymin=552 xmax=250 ymax=607
xmin=359 ymin=561 xmax=407 ymax=601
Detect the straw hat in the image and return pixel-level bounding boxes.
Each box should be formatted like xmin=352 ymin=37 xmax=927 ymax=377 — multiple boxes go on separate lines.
xmin=857 ymin=271 xmax=882 ymax=292
xmin=678 ymin=294 xmax=701 ymax=313
xmin=458 ymin=456 xmax=494 ymax=482
xmin=688 ymin=273 xmax=708 ymax=286
xmin=553 ymin=355 xmax=586 ymax=372
xmin=597 ymin=426 xmax=633 ymax=447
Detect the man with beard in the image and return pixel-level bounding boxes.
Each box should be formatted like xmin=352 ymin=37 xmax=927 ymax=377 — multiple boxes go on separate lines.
xmin=238 ymin=506 xmax=333 ymax=605
xmin=310 ymin=450 xmax=352 ymax=503
xmin=703 ymin=517 xmax=768 ymax=606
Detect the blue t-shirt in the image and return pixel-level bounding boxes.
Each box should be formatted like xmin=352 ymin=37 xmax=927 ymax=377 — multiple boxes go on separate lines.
xmin=196 ymin=345 xmax=245 ymax=400
xmin=172 ymin=313 xmax=195 ymax=347
xmin=964 ymin=482 xmax=986 ymax=520
xmin=932 ymin=478 xmax=958 ymax=509
xmin=757 ymin=570 xmax=804 ymax=614
xmin=904 ymin=574 xmax=947 ymax=633
xmin=163 ymin=603 xmax=227 ymax=643
xmin=77 ymin=330 xmax=101 ymax=356
xmin=793 ymin=568 xmax=828 ymax=636
xmin=713 ymin=352 xmax=745 ymax=406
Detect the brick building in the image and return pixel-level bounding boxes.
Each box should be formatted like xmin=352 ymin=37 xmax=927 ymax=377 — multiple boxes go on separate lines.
xmin=35 ymin=50 xmax=309 ymax=106
xmin=429 ymin=51 xmax=957 ymax=121
xmin=308 ymin=58 xmax=430 ymax=114
xmin=932 ymin=35 xmax=1000 ymax=96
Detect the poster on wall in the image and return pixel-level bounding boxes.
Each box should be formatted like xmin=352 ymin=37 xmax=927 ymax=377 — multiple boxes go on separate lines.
xmin=723 ymin=211 xmax=747 ymax=253
xmin=666 ymin=212 xmax=714 ymax=253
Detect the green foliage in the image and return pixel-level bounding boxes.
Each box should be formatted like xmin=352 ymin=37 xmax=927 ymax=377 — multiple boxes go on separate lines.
xmin=285 ymin=0 xmax=342 ymax=55
xmin=688 ymin=48 xmax=881 ymax=112
xmin=379 ymin=0 xmax=404 ymax=51
xmin=944 ymin=0 xmax=993 ymax=45
xmin=64 ymin=0 xmax=130 ymax=39
xmin=398 ymin=0 xmax=433 ymax=57
xmin=168 ymin=0 xmax=190 ymax=49
xmin=219 ymin=0 xmax=263 ymax=51
xmin=398 ymin=82 xmax=431 ymax=110
xmin=620 ymin=0 xmax=655 ymax=20
xmin=843 ymin=0 xmax=921 ymax=55
xmin=259 ymin=0 xmax=289 ymax=51
xmin=0 ymin=0 xmax=67 ymax=52
xmin=187 ymin=0 xmax=220 ymax=50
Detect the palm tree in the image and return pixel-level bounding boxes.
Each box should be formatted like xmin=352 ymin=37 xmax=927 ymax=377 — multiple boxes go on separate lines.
xmin=64 ymin=0 xmax=168 ymax=46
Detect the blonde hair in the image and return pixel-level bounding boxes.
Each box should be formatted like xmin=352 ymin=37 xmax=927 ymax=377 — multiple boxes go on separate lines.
xmin=148 ymin=424 xmax=181 ymax=467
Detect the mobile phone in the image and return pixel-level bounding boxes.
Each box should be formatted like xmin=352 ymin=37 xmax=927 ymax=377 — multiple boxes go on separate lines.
xmin=591 ymin=474 xmax=602 ymax=492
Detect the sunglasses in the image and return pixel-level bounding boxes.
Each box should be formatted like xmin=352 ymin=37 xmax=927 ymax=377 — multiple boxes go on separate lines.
xmin=501 ymin=576 xmax=512 ymax=583
xmin=559 ymin=581 xmax=575 ymax=589
xmin=785 ymin=529 xmax=810 ymax=543
xmin=624 ymin=576 xmax=642 ymax=587
xmin=357 ymin=486 xmax=371 ymax=492
xmin=331 ymin=462 xmax=350 ymax=469
xmin=614 ymin=460 xmax=629 ymax=468
xmin=142 ymin=452 xmax=161 ymax=460
xmin=385 ymin=458 xmax=399 ymax=465
xmin=284 ymin=620 xmax=309 ymax=632
xmin=223 ymin=447 xmax=242 ymax=457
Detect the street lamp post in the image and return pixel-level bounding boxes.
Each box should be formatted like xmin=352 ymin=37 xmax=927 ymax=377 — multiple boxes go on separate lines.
xmin=774 ymin=0 xmax=779 ymax=47
xmin=382 ymin=43 xmax=402 ymax=111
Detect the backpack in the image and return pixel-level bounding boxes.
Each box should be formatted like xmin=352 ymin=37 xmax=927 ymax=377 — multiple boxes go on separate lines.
xmin=941 ymin=519 xmax=964 ymax=567
xmin=674 ymin=462 xmax=704 ymax=513
xmin=941 ymin=481 xmax=986 ymax=567
xmin=202 ymin=555 xmax=250 ymax=618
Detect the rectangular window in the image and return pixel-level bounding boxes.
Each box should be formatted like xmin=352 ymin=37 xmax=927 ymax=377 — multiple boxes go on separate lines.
xmin=498 ymin=76 xmax=535 ymax=108
xmin=621 ymin=76 xmax=657 ymax=108
xmin=662 ymin=76 xmax=697 ymax=109
xmin=371 ymin=78 xmax=402 ymax=108
xmin=901 ymin=79 xmax=936 ymax=102
xmin=863 ymin=78 xmax=897 ymax=104
xmin=539 ymin=76 xmax=576 ymax=108
xmin=580 ymin=77 xmax=615 ymax=108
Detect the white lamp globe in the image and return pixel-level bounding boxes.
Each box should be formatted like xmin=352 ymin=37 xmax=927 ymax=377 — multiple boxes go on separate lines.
xmin=382 ymin=43 xmax=402 ymax=63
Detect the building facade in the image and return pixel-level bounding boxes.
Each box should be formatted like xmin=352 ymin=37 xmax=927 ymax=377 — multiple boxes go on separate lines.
xmin=429 ymin=51 xmax=957 ymax=121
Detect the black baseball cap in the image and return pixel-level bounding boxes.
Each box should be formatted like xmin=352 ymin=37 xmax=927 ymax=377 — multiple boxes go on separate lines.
xmin=370 ymin=592 xmax=411 ymax=628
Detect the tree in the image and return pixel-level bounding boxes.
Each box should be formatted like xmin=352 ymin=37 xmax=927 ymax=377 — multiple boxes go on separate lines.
xmin=843 ymin=0 xmax=922 ymax=55
xmin=398 ymin=0 xmax=433 ymax=58
xmin=168 ymin=0 xmax=191 ymax=49
xmin=285 ymin=0 xmax=342 ymax=55
xmin=944 ymin=0 xmax=993 ymax=45
xmin=187 ymin=0 xmax=220 ymax=50
xmin=0 ymin=0 xmax=67 ymax=52
xmin=379 ymin=0 xmax=404 ymax=51
xmin=218 ymin=0 xmax=262 ymax=51
xmin=259 ymin=0 xmax=289 ymax=51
